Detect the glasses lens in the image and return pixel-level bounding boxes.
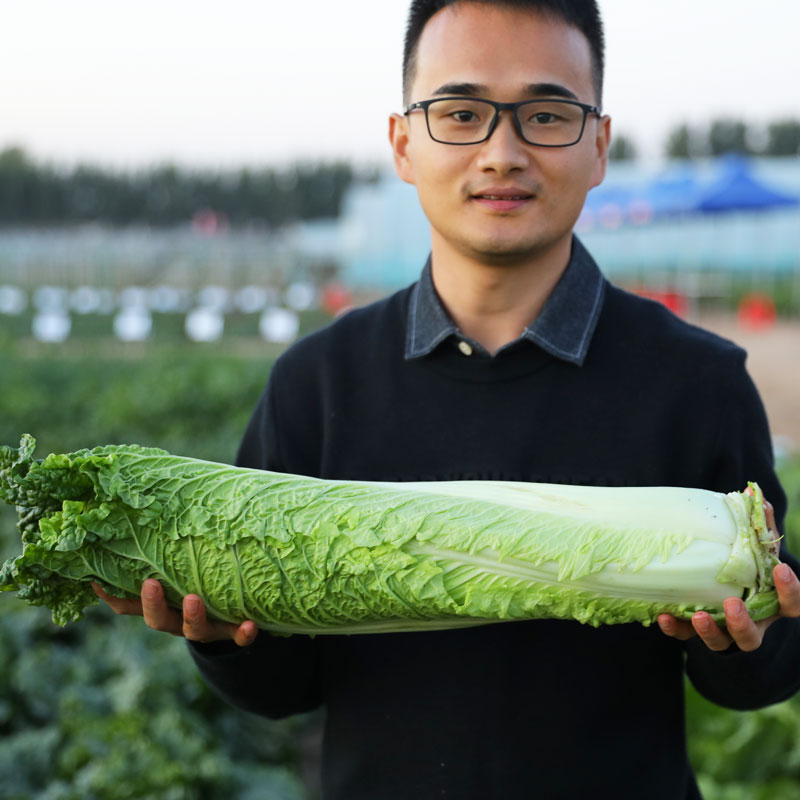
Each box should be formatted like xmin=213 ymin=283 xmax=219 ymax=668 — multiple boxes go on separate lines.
xmin=516 ymin=100 xmax=586 ymax=146
xmin=425 ymin=98 xmax=496 ymax=144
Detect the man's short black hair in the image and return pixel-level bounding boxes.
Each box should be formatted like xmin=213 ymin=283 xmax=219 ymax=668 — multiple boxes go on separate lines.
xmin=402 ymin=0 xmax=605 ymax=105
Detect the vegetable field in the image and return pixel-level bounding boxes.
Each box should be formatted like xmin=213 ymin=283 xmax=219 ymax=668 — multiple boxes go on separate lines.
xmin=1 ymin=334 xmax=799 ymax=799
xmin=0 ymin=340 xmax=315 ymax=800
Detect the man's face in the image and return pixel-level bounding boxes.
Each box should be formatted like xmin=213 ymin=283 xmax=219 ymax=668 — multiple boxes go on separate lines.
xmin=390 ymin=2 xmax=610 ymax=268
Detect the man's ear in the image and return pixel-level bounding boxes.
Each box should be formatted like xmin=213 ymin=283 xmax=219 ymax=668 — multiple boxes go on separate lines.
xmin=389 ymin=113 xmax=415 ymax=186
xmin=589 ymin=114 xmax=612 ymax=190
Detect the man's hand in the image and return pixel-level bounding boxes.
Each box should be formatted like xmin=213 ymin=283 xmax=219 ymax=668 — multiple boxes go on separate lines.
xmin=657 ymin=498 xmax=800 ymax=652
xmin=92 ymin=579 xmax=258 ymax=647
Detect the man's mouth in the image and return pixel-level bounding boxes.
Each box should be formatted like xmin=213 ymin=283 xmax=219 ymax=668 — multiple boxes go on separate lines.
xmin=471 ymin=190 xmax=534 ymax=210
xmin=475 ymin=194 xmax=531 ymax=201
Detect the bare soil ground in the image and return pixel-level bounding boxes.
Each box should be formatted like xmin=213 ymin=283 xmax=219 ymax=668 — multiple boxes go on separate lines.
xmin=693 ymin=312 xmax=799 ymax=456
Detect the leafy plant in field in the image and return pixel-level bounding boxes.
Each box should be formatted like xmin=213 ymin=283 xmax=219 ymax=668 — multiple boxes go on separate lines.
xmin=0 ymin=602 xmax=309 ymax=799
xmin=0 ymin=345 xmax=274 ymax=461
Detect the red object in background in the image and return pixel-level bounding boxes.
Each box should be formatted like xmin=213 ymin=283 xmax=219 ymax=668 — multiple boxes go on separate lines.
xmin=321 ymin=284 xmax=353 ymax=316
xmin=192 ymin=209 xmax=229 ymax=235
xmin=634 ymin=288 xmax=689 ymax=318
xmin=737 ymin=293 xmax=776 ymax=330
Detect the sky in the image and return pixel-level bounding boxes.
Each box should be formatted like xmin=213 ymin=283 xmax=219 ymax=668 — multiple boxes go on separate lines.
xmin=2 ymin=0 xmax=798 ymax=169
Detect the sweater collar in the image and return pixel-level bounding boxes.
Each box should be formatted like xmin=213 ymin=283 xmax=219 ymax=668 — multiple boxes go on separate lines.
xmin=404 ymin=237 xmax=606 ymax=366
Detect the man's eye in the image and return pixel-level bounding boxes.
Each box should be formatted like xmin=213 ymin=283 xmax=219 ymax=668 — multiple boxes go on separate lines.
xmin=530 ymin=112 xmax=558 ymax=125
xmin=450 ymin=110 xmax=480 ymax=123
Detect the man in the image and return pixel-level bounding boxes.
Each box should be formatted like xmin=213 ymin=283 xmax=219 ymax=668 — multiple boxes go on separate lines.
xmin=98 ymin=1 xmax=800 ymax=797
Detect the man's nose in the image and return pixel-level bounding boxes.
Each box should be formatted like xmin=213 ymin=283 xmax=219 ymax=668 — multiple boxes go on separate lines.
xmin=475 ymin=111 xmax=530 ymax=172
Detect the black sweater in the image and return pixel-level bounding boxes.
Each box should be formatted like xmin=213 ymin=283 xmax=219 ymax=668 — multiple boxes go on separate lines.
xmin=191 ymin=277 xmax=800 ymax=800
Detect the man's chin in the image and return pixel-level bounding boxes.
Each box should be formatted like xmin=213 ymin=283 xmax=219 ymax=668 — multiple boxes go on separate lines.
xmin=464 ymin=238 xmax=563 ymax=267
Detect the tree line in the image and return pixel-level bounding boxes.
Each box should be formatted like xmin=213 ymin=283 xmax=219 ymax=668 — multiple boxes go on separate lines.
xmin=1 ymin=116 xmax=798 ymax=224
xmin=609 ymin=118 xmax=800 ymax=161
xmin=0 ymin=147 xmax=376 ymax=227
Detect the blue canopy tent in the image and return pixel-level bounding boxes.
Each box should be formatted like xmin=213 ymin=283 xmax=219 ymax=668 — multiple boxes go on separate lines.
xmin=579 ymin=184 xmax=638 ymax=228
xmin=637 ymin=167 xmax=702 ymax=217
xmin=582 ymin=166 xmax=704 ymax=224
xmin=694 ymin=155 xmax=800 ymax=213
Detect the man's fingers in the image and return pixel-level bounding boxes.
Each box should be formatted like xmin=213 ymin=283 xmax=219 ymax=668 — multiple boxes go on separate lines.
xmin=141 ymin=579 xmax=183 ymax=635
xmin=92 ymin=581 xmax=144 ymax=616
xmin=182 ymin=593 xmax=213 ymax=641
xmin=232 ymin=619 xmax=259 ymax=647
xmin=764 ymin=500 xmax=777 ymax=537
xmin=691 ymin=611 xmax=733 ymax=652
xmin=183 ymin=594 xmax=259 ymax=645
xmin=660 ymin=608 xmax=762 ymax=652
xmin=96 ymin=578 xmax=257 ymax=645
xmin=657 ymin=614 xmax=696 ymax=641
xmin=722 ymin=597 xmax=763 ymax=651
xmin=775 ymin=563 xmax=800 ymax=617
xmin=660 ymin=561 xmax=800 ymax=652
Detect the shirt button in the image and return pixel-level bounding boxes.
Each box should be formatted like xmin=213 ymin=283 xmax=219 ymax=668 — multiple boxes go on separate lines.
xmin=457 ymin=340 xmax=473 ymax=356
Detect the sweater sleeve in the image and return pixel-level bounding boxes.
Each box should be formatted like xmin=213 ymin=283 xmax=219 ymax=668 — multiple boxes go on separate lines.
xmin=188 ymin=632 xmax=321 ymax=718
xmin=188 ymin=360 xmax=323 ymax=719
xmin=684 ymin=351 xmax=800 ymax=710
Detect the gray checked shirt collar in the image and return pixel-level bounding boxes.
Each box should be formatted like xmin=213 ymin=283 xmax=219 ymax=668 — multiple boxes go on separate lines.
xmin=404 ymin=236 xmax=606 ymax=366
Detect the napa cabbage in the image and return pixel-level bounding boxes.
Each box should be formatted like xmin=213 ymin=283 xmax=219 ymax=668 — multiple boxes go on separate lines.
xmin=0 ymin=435 xmax=780 ymax=631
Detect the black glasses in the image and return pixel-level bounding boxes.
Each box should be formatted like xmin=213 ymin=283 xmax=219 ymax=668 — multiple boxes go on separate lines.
xmin=404 ymin=96 xmax=600 ymax=147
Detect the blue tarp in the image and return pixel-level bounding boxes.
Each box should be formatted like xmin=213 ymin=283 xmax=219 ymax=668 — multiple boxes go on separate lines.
xmin=694 ymin=155 xmax=799 ymax=212
xmin=582 ymin=156 xmax=799 ymax=224
xmin=637 ymin=167 xmax=702 ymax=216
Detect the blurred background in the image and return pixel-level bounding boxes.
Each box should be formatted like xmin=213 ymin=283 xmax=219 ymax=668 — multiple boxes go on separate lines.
xmin=1 ymin=1 xmax=799 ymax=798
